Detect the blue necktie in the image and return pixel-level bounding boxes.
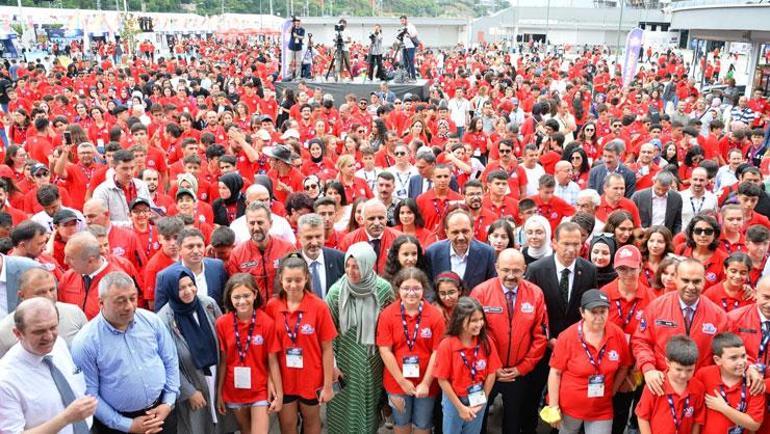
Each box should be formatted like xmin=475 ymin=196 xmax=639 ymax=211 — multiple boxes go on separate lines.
xmin=310 ymin=261 xmax=323 ymax=298
xmin=43 ymin=355 xmax=90 ymax=434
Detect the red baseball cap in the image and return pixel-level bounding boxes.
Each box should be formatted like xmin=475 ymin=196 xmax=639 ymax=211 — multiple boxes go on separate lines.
xmin=614 ymin=245 xmax=642 ymax=269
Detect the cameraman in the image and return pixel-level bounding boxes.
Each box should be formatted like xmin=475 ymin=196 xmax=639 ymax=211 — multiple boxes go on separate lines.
xmin=399 ymin=15 xmax=418 ymax=81
xmin=333 ymin=19 xmax=352 ymax=81
xmin=288 ymin=16 xmax=305 ymax=80
xmin=367 ymin=24 xmax=385 ymax=81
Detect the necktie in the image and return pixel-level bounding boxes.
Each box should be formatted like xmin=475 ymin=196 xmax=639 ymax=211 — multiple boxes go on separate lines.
xmin=505 ymin=290 xmax=516 ymax=318
xmin=43 ymin=356 xmax=90 ymax=434
xmin=370 ymin=238 xmax=382 ymax=264
xmin=82 ymin=275 xmax=93 ymax=292
xmin=559 ymin=268 xmax=570 ymax=306
xmin=763 ymin=321 xmax=770 ymax=338
xmin=683 ymin=306 xmax=694 ymax=335
xmin=310 ymin=261 xmax=323 ymax=298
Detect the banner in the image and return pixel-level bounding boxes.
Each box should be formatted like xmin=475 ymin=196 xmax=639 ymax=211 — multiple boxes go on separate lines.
xmin=621 ymin=27 xmax=643 ymax=88
xmin=279 ymin=18 xmax=292 ymax=80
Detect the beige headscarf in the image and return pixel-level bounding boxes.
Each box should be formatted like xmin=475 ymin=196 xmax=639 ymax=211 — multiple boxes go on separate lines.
xmin=338 ymin=242 xmax=380 ymax=349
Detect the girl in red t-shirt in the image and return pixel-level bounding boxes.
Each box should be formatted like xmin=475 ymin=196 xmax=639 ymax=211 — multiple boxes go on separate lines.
xmin=215 ymin=273 xmax=283 ymax=434
xmin=265 ymin=254 xmax=337 ymax=434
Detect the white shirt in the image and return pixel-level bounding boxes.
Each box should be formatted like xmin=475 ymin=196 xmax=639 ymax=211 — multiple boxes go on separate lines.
xmin=31 ymin=207 xmax=86 ymax=233
xmin=448 ymin=98 xmax=471 ymax=128
xmin=303 ymin=250 xmax=326 ymax=297
xmin=189 ymin=261 xmax=208 ymax=298
xmin=679 ymin=189 xmax=718 ymax=231
xmin=387 ymin=165 xmax=417 ymax=201
xmin=0 ymin=337 xmax=91 ymax=434
xmin=523 ymin=164 xmax=546 ymax=196
xmin=0 ymin=256 xmax=6 ymax=319
xmin=554 ymin=256 xmax=576 ymax=302
xmin=651 ymin=191 xmax=668 ymax=226
xmin=449 ymin=244 xmax=468 ymax=279
xmin=231 ymin=214 xmax=296 ymax=245
xmin=0 ymin=302 xmax=87 ymax=359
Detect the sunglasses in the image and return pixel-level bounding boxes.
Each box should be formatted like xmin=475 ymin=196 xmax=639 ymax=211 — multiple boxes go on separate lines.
xmin=584 ymin=128 xmax=595 ymax=132
xmin=693 ymin=228 xmax=715 ymax=236
xmin=394 ymin=151 xmax=407 ymax=156
xmin=571 ymin=155 xmax=583 ymax=161
xmin=304 ymin=184 xmax=319 ymax=190
xmin=34 ymin=172 xmax=49 ymax=178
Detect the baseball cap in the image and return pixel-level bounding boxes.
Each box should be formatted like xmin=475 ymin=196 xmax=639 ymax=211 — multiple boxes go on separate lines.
xmin=52 ymin=209 xmax=80 ymax=225
xmin=280 ymin=129 xmax=300 ymax=141
xmin=176 ymin=188 xmax=196 ymax=201
xmin=30 ymin=163 xmax=49 ymax=176
xmin=581 ymin=289 xmax=610 ymax=310
xmin=129 ymin=197 xmax=152 ymax=209
xmin=614 ymin=245 xmax=642 ymax=269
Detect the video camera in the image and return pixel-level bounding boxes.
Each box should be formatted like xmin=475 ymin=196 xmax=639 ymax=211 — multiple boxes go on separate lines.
xmin=396 ymin=26 xmax=408 ymax=41
xmin=334 ymin=23 xmax=345 ymax=32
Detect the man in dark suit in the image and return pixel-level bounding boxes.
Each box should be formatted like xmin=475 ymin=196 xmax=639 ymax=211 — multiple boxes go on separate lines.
xmin=298 ymin=213 xmax=345 ymax=298
xmin=154 ymin=228 xmax=228 ymax=311
xmin=408 ymin=147 xmax=459 ymax=199
xmin=425 ymin=208 xmax=496 ymax=295
xmin=521 ymin=221 xmax=598 ymax=434
xmin=339 ymin=200 xmax=401 ymax=274
xmin=588 ymin=139 xmax=637 ymax=197
xmin=632 ymin=170 xmax=683 ymax=234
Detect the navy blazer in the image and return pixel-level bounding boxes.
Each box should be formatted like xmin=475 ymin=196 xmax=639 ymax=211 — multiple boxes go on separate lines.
xmin=407 ymin=174 xmax=460 ymax=199
xmin=318 ymin=247 xmax=345 ymax=298
xmin=154 ymin=258 xmax=228 ymax=312
xmin=425 ymin=239 xmax=497 ymax=295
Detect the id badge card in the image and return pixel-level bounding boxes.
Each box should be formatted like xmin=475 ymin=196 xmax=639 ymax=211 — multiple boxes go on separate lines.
xmin=587 ymin=374 xmax=605 ymax=398
xmin=402 ymin=356 xmax=420 ymax=378
xmin=286 ymin=347 xmax=304 ymax=369
xmin=234 ymin=366 xmax=252 ymax=389
xmin=727 ymin=427 xmax=745 ymax=434
xmin=467 ymin=383 xmax=487 ymax=407
xmin=756 ymin=363 xmax=766 ymax=376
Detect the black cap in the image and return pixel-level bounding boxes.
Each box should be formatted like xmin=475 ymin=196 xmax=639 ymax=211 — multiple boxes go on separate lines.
xmin=264 ymin=144 xmax=293 ymax=164
xmin=52 ymin=209 xmax=80 ymax=225
xmin=111 ymin=105 xmax=128 ymax=116
xmin=30 ymin=163 xmax=49 ymax=176
xmin=260 ymin=115 xmax=273 ymax=123
xmin=176 ymin=188 xmax=196 ymax=201
xmin=581 ymin=289 xmax=610 ymax=310
xmin=129 ymin=197 xmax=151 ymax=209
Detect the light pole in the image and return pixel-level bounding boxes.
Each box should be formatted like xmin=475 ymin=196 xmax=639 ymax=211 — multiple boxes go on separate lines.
xmin=615 ymin=0 xmax=625 ymax=65
xmin=544 ymin=0 xmax=550 ymax=47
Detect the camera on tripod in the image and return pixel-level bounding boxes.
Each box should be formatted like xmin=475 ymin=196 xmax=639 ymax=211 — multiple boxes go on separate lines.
xmin=396 ymin=26 xmax=408 ymax=41
xmin=334 ymin=23 xmax=344 ymax=32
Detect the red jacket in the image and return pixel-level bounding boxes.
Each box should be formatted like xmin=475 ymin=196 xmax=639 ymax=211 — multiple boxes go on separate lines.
xmin=226 ymin=236 xmax=296 ymax=300
xmin=728 ymin=305 xmax=770 ymax=434
xmin=339 ymin=227 xmax=402 ymax=275
xmin=632 ymin=291 xmax=728 ymax=373
xmin=470 ymin=278 xmax=548 ymax=375
xmin=58 ymin=260 xmax=123 ymax=319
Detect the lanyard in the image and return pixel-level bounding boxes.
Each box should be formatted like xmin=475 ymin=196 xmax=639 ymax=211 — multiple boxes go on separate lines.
xmin=577 ymin=321 xmax=606 ymax=375
xmin=721 ymin=298 xmax=740 ymax=312
xmin=718 ymin=380 xmax=747 ymax=413
xmin=459 ymin=344 xmax=481 ymax=383
xmin=690 ymin=196 xmax=704 ymax=215
xmin=145 ymin=225 xmax=155 ymax=256
xmin=666 ymin=394 xmax=690 ymax=431
xmin=759 ymin=322 xmax=770 ymax=362
xmin=614 ymin=299 xmax=638 ymax=327
xmin=432 ymin=198 xmax=445 ymax=216
xmin=283 ymin=311 xmax=304 ymax=347
xmin=233 ymin=310 xmax=257 ymax=364
xmin=400 ymin=302 xmax=423 ymax=352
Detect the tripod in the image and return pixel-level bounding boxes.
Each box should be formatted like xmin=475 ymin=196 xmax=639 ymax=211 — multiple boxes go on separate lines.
xmin=388 ymin=38 xmax=409 ymax=83
xmin=325 ymin=33 xmax=353 ymax=82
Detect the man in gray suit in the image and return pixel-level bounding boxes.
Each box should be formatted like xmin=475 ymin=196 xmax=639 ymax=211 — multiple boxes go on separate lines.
xmin=0 ymin=254 xmax=43 ymax=320
xmin=632 ymin=171 xmax=683 ymax=234
xmin=588 ymin=139 xmax=637 ymax=198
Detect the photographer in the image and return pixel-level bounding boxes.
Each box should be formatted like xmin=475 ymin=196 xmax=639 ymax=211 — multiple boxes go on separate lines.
xmin=288 ymin=16 xmax=305 ymax=80
xmin=398 ymin=15 xmax=419 ymax=81
xmin=332 ymin=19 xmax=353 ymax=81
xmin=367 ymin=24 xmax=385 ymax=81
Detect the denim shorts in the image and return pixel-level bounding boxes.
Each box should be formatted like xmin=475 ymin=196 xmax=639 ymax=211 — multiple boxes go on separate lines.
xmin=387 ymin=393 xmax=435 ymax=430
xmin=226 ymin=400 xmax=269 ymax=409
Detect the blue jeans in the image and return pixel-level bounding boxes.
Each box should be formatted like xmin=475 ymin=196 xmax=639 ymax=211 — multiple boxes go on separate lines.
xmin=402 ymin=47 xmax=416 ymax=79
xmin=388 ymin=393 xmax=435 ymax=430
xmin=442 ymin=394 xmax=486 ymax=434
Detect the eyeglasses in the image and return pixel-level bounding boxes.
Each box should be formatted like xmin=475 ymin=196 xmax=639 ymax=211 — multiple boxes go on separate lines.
xmin=131 ymin=208 xmax=151 ymax=215
xmin=304 ymin=184 xmax=319 ymax=190
xmin=33 ymin=172 xmax=49 ymax=178
xmin=612 ymin=124 xmax=622 ymax=128
xmin=438 ymin=290 xmax=458 ymax=298
xmin=394 ymin=151 xmax=407 ymax=156
xmin=571 ymin=155 xmax=583 ymax=161
xmin=394 ymin=101 xmax=402 ymax=104
xmin=693 ymin=227 xmax=715 ymax=236
xmin=399 ymin=286 xmax=423 ymax=294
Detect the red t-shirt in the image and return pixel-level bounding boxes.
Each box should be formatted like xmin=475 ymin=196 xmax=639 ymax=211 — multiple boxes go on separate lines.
xmin=215 ymin=310 xmax=281 ymax=403
xmin=433 ymin=335 xmax=501 ymax=398
xmin=143 ymin=250 xmax=176 ymax=303
xmin=703 ymin=282 xmax=753 ymax=313
xmin=416 ymin=189 xmax=463 ymax=232
xmin=375 ymin=301 xmax=445 ymax=396
xmin=550 ymin=320 xmax=631 ymax=420
xmin=264 ymin=294 xmax=337 ymax=400
xmin=635 ymin=376 xmax=706 ymax=434
xmin=694 ymin=365 xmax=765 ymax=434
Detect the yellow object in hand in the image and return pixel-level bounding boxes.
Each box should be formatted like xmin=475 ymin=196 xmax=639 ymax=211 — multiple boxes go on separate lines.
xmin=539 ymin=405 xmax=562 ymax=424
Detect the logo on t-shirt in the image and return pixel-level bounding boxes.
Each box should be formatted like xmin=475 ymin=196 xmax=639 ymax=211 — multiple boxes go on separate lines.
xmin=475 ymin=359 xmax=487 ymax=371
xmin=608 ymin=350 xmax=619 ymax=361
xmin=420 ymin=328 xmax=432 ymax=338
xmin=702 ymin=323 xmax=717 ymax=335
xmin=521 ymin=302 xmax=534 ymax=314
xmin=300 ymin=324 xmax=315 ymax=335
xmin=253 ymin=334 xmax=264 ymax=345
xmin=112 ymin=246 xmax=126 ymax=257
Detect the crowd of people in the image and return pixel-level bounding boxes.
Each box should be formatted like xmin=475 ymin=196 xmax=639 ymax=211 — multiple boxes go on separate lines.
xmin=0 ymin=28 xmax=769 ymax=434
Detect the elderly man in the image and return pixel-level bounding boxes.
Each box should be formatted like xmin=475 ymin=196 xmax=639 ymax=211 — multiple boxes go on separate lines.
xmin=679 ymin=167 xmax=718 ymax=230
xmin=72 ymin=271 xmax=179 ymax=433
xmin=0 ymin=268 xmax=87 ymax=357
xmin=339 ymin=199 xmax=401 ymax=274
xmin=230 ymin=184 xmax=296 ymax=245
xmin=573 ymin=189 xmax=605 ymax=237
xmin=227 ymin=201 xmax=296 ymax=299
xmin=83 ymin=198 xmax=147 ymax=273
xmin=553 ymin=160 xmax=580 ymax=206
xmin=588 ymin=140 xmax=636 ymax=197
xmin=631 ymin=171 xmax=683 ymax=234
xmin=297 ymin=213 xmax=345 ymax=298
xmin=0 ymin=298 xmax=96 ymax=434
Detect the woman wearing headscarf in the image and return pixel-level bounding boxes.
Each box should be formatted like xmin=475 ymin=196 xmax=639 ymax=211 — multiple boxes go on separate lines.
xmin=325 ymin=242 xmax=395 ymax=434
xmin=158 ymin=267 xmax=237 ymax=434
xmin=213 ymin=172 xmax=246 ymax=226
xmin=174 ymin=172 xmax=215 ymax=224
xmin=590 ymin=234 xmax=618 ymax=288
xmin=521 ymin=215 xmax=552 ymax=265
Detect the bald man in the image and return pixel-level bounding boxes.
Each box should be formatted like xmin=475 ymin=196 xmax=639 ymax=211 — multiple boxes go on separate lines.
xmin=230 ymin=184 xmax=296 ymax=245
xmin=82 ymin=198 xmax=147 ymax=272
xmin=554 ymin=160 xmax=580 ymax=206
xmin=469 ymin=248 xmax=548 ymax=434
xmin=0 ymin=268 xmax=87 ymax=357
xmin=0 ymin=298 xmax=96 ymax=433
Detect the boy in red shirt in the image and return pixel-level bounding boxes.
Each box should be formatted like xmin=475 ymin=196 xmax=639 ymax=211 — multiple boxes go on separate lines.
xmin=636 ymin=335 xmax=705 ymax=434
xmin=528 ymin=174 xmax=575 ymax=233
xmin=694 ymin=332 xmax=764 ymax=434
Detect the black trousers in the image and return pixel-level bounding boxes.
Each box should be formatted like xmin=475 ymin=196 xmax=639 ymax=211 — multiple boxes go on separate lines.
xmin=612 ymin=386 xmax=643 ymax=434
xmin=367 ymin=54 xmax=386 ymax=80
xmin=520 ymin=351 xmax=551 ymax=434
xmin=481 ymin=377 xmax=531 ymax=434
xmin=93 ymin=401 xmax=177 ymax=434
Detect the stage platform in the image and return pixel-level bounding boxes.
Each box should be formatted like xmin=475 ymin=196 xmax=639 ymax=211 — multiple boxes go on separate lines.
xmin=274 ymin=78 xmax=430 ymax=105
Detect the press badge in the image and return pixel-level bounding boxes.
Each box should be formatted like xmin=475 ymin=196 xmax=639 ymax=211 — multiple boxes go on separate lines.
xmin=467 ymin=383 xmax=487 ymax=407
xmin=402 ymin=356 xmax=420 ymax=378
xmin=587 ymin=375 xmax=605 ymax=398
xmin=727 ymin=426 xmax=744 ymax=434
xmin=286 ymin=348 xmax=304 ymax=369
xmin=234 ymin=366 xmax=252 ymax=389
